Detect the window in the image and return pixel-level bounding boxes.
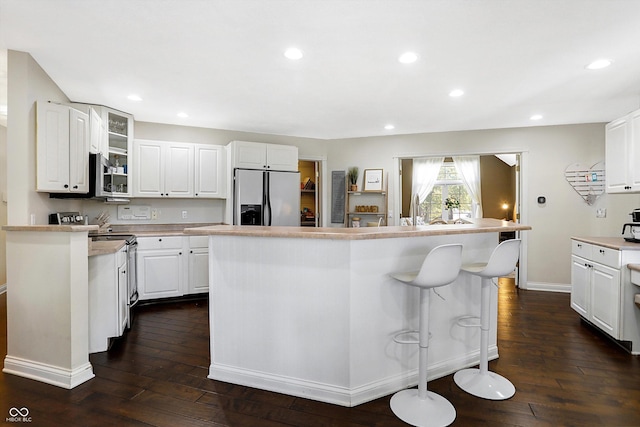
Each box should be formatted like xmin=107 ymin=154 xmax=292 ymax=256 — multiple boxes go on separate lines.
xmin=420 ymin=162 xmax=473 ymax=222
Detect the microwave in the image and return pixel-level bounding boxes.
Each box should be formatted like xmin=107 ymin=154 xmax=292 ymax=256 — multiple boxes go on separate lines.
xmin=49 ymin=153 xmax=116 ymax=200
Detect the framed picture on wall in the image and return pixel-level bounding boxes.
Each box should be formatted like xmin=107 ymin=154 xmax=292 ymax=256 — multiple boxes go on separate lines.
xmin=363 ymin=169 xmax=384 ymax=192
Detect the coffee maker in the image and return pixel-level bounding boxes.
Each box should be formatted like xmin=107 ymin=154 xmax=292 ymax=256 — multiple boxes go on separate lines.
xmin=622 ymin=208 xmax=640 ymax=242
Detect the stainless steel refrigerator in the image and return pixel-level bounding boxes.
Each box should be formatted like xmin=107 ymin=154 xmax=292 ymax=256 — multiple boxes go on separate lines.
xmin=233 ymin=169 xmax=300 ymax=226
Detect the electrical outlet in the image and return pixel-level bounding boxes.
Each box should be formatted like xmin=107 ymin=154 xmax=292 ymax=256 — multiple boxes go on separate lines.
xmin=151 ymin=209 xmax=158 ymax=220
xmin=182 ymin=210 xmax=188 ymax=219
xmin=596 ymin=208 xmax=606 ymax=218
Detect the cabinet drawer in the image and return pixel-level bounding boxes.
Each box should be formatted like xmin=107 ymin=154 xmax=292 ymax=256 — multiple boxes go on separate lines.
xmin=137 ymin=236 xmax=184 ymax=250
xmin=591 ymin=245 xmax=621 ymax=269
xmin=572 ymin=240 xmax=593 ymax=259
xmin=189 ymin=235 xmax=209 ymax=248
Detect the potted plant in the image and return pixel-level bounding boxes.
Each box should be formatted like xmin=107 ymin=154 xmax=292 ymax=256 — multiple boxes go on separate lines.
xmin=348 ymin=167 xmax=359 ymax=191
xmin=444 ymin=197 xmax=460 ymax=220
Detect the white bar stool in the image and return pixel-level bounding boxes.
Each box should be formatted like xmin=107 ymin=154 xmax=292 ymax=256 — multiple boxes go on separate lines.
xmin=389 ymin=243 xmax=463 ymax=427
xmin=453 ymin=239 xmax=521 ymax=400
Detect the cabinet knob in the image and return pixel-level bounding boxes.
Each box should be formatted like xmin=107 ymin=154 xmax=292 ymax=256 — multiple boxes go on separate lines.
xmin=190 ymin=250 xmax=193 ymax=253
xmin=577 ymin=244 xmax=582 ymax=248
xmin=179 ymin=252 xmax=182 ymax=255
xmin=599 ymin=249 xmax=605 ymax=254
xmin=158 ymin=238 xmax=162 ymax=242
xmin=122 ymin=270 xmax=126 ymax=274
xmin=64 ymin=184 xmax=69 ymax=189
xmin=73 ymin=185 xmax=78 ymax=189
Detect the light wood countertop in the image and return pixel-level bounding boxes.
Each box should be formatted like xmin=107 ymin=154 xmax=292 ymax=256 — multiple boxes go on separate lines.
xmin=185 ymin=218 xmax=531 ymax=240
xmin=571 ymin=236 xmax=640 ymax=251
xmin=3 ymin=224 xmax=99 ymax=232
xmin=88 ymin=240 xmax=126 ymax=257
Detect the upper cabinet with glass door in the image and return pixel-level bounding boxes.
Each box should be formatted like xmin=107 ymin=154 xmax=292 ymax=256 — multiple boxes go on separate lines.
xmin=103 ymin=108 xmax=133 ymax=197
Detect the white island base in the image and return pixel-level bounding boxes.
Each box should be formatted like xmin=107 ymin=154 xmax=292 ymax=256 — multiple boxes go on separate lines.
xmin=196 ymin=223 xmax=527 ymax=407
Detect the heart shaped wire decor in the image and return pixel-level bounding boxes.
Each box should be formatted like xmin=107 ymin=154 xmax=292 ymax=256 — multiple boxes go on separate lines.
xmin=564 ymin=161 xmax=605 ymax=205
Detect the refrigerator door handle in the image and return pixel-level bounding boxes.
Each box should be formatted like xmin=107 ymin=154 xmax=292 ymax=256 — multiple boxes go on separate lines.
xmin=264 ymin=172 xmax=272 ymax=226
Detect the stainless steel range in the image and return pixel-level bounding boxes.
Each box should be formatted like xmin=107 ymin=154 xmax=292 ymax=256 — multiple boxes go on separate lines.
xmin=90 ymin=233 xmax=139 ymax=328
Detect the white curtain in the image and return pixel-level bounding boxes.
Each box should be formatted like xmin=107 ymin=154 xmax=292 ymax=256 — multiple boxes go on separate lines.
xmin=452 ymin=156 xmax=483 ymax=218
xmin=410 ymin=157 xmax=445 ymax=218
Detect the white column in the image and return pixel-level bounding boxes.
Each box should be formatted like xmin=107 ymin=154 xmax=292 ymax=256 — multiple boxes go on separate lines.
xmin=3 ymin=227 xmax=95 ymax=388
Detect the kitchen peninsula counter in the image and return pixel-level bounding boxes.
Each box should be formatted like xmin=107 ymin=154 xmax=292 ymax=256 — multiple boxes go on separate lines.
xmin=186 ymin=219 xmax=530 ymax=407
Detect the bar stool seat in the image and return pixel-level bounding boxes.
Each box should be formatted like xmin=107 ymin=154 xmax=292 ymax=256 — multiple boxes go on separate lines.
xmin=389 ymin=243 xmax=463 ymax=427
xmin=453 ymin=239 xmax=521 ymax=400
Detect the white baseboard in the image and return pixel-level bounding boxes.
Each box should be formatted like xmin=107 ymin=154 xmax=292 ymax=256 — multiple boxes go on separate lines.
xmin=522 ymin=281 xmax=571 ymax=293
xmin=3 ymin=356 xmax=94 ymax=389
xmin=208 ymin=346 xmax=498 ymax=407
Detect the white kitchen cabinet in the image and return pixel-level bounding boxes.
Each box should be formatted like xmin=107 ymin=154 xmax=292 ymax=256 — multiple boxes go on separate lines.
xmin=90 ymin=107 xmax=108 ymax=155
xmin=36 ymin=102 xmax=89 ymax=193
xmin=133 ymin=140 xmax=194 ymax=198
xmin=195 ymin=144 xmax=226 ymax=198
xmin=229 ymin=140 xmax=298 ymax=171
xmin=72 ymin=104 xmax=108 ymax=155
xmin=570 ymin=239 xmax=640 ymax=353
xmin=605 ymin=109 xmax=640 ymax=193
xmin=137 ymin=236 xmax=186 ymax=300
xmin=133 ymin=140 xmax=162 ymax=196
xmin=103 ymin=108 xmax=133 ymax=197
xmin=570 ymin=254 xmax=590 ymax=318
xmin=70 ymin=104 xmax=133 ymax=196
xmin=571 ymin=241 xmax=621 ymax=338
xmin=187 ymin=236 xmax=209 ymax=294
xmin=88 ymin=245 xmax=128 ymax=353
xmin=165 ymin=143 xmax=194 ymax=196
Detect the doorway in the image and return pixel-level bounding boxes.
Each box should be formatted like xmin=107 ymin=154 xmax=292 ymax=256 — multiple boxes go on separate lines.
xmin=399 ymin=154 xmax=520 ymax=224
xmin=299 ymin=159 xmax=322 ymax=227
xmin=396 ymin=152 xmax=527 ymax=288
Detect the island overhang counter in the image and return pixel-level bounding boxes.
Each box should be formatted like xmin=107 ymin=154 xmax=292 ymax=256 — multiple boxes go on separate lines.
xmin=185 ymin=219 xmax=531 ymax=407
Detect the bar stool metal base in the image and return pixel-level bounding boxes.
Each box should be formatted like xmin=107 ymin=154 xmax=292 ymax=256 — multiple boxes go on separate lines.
xmin=453 ymin=368 xmax=515 ymax=400
xmin=390 ymin=388 xmax=456 ymax=427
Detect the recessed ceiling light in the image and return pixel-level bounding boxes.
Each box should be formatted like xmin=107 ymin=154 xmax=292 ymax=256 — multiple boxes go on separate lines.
xmin=586 ymin=59 xmax=612 ymax=70
xmin=384 ymin=124 xmax=395 ymax=130
xmin=284 ymin=47 xmax=303 ymax=60
xmin=177 ymin=112 xmax=188 ymax=118
xmin=449 ymin=89 xmax=464 ymax=97
xmin=530 ymin=114 xmax=543 ymax=121
xmin=127 ymin=94 xmax=142 ymax=101
xmin=398 ymin=52 xmax=418 ymax=64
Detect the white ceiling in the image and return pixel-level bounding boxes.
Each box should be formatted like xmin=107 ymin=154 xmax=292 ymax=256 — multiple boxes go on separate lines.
xmin=1 ymin=0 xmax=640 ymax=139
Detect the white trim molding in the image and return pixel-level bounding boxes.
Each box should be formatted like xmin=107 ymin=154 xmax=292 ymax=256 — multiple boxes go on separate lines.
xmin=525 ymin=282 xmax=571 ymax=293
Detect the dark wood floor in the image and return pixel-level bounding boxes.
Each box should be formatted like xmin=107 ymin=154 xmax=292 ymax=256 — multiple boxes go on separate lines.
xmin=1 ymin=281 xmax=640 ymax=426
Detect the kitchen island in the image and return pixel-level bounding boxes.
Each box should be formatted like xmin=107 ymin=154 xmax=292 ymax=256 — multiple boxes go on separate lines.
xmin=185 ymin=219 xmax=530 ymax=406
